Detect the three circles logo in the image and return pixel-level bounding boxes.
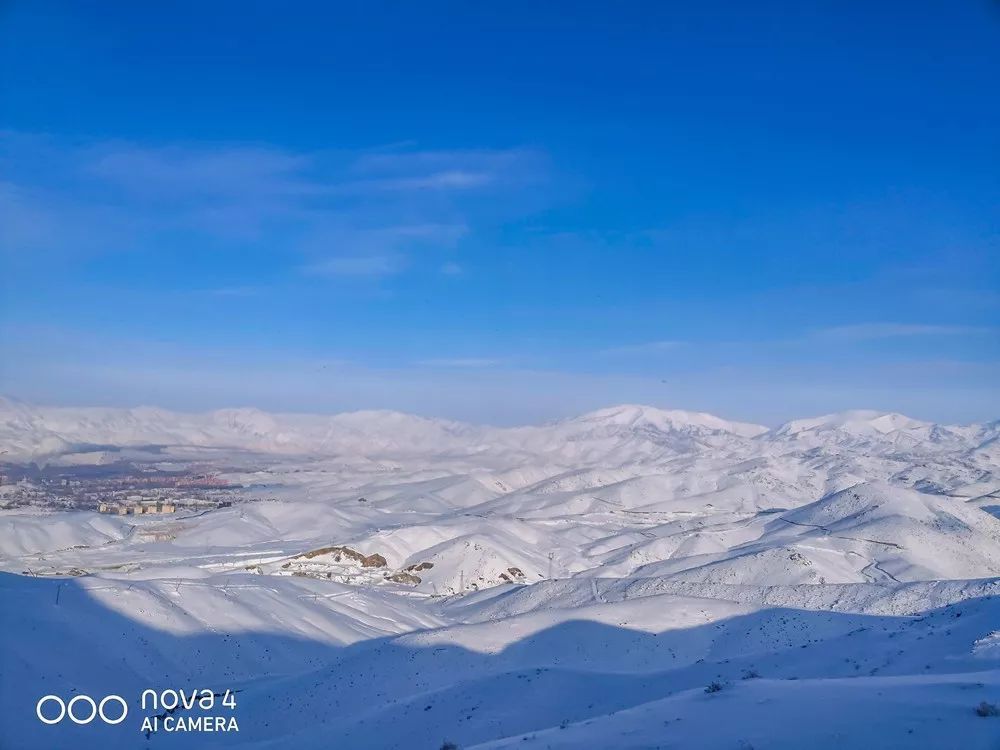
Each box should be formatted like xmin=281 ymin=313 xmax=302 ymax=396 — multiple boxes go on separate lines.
xmin=35 ymin=694 xmax=128 ymax=725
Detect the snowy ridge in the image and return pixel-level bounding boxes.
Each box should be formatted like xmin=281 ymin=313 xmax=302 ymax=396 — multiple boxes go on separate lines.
xmin=2 ymin=399 xmax=1000 ymax=748
xmin=1 ymin=398 xmax=997 ymax=468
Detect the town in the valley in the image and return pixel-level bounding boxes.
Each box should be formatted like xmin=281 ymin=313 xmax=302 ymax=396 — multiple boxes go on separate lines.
xmin=0 ymin=462 xmax=246 ymax=514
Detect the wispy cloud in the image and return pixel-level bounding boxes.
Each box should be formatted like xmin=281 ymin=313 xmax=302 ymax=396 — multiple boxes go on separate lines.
xmin=304 ymin=254 xmax=406 ymax=278
xmin=202 ymin=286 xmax=262 ymax=298
xmin=361 ymin=170 xmax=494 ymax=191
xmin=85 ymin=143 xmax=315 ymax=201
xmin=601 ymin=340 xmax=684 ymax=355
xmin=417 ymin=357 xmax=508 ymax=368
xmin=296 ymin=223 xmax=466 ymax=278
xmin=814 ymin=323 xmax=994 ymax=341
xmin=0 ymin=133 xmax=550 ymax=279
xmin=353 ymin=147 xmax=542 ymax=179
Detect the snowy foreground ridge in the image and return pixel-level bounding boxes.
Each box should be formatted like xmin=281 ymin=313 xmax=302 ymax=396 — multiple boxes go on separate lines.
xmin=1 ymin=400 xmax=1000 ymax=749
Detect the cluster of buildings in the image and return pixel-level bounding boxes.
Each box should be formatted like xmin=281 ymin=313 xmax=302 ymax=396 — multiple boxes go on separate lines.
xmin=98 ymin=500 xmax=177 ymax=515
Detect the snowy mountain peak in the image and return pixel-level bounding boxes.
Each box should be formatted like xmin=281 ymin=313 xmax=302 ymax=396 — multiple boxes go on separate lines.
xmin=773 ymin=410 xmax=933 ymax=437
xmin=568 ymin=404 xmax=768 ymax=437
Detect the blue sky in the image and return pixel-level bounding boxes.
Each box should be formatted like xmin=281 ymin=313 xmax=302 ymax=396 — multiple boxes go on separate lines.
xmin=1 ymin=1 xmax=998 ymax=425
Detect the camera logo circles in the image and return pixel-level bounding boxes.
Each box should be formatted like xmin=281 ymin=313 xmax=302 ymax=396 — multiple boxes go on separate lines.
xmin=35 ymin=694 xmax=128 ymax=725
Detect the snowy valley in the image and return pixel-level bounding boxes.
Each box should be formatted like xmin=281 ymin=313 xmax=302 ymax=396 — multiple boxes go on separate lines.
xmin=1 ymin=399 xmax=999 ymax=749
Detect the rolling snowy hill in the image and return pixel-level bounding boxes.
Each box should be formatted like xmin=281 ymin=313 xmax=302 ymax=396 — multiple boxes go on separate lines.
xmin=1 ymin=400 xmax=999 ymax=748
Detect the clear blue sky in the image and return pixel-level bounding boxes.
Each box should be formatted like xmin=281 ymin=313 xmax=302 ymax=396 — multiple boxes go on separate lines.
xmin=1 ymin=1 xmax=998 ymax=424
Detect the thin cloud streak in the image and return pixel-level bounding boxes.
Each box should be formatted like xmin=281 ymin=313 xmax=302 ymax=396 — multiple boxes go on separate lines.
xmin=814 ymin=323 xmax=995 ymax=341
xmin=417 ymin=358 xmax=509 ymax=368
xmin=601 ymin=340 xmax=684 ymax=355
xmin=359 ymin=170 xmax=494 ymax=191
xmin=303 ymin=255 xmax=406 ymax=278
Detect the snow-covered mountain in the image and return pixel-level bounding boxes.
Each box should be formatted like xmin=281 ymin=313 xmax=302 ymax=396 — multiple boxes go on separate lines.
xmin=767 ymin=409 xmax=999 ymax=456
xmin=0 ymin=397 xmax=488 ymax=460
xmin=1 ymin=398 xmax=995 ymax=464
xmin=2 ymin=399 xmax=999 ymax=749
xmin=553 ymin=403 xmax=768 ymax=439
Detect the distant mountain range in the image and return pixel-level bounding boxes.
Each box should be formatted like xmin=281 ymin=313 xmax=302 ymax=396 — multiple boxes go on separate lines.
xmin=1 ymin=397 xmax=997 ymax=468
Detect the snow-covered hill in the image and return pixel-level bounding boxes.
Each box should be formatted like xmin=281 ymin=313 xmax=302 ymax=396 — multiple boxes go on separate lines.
xmin=0 ymin=397 xmax=488 ymax=461
xmin=1 ymin=399 xmax=999 ymax=748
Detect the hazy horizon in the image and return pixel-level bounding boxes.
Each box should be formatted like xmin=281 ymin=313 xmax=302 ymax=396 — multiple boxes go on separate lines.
xmin=2 ymin=391 xmax=997 ymax=430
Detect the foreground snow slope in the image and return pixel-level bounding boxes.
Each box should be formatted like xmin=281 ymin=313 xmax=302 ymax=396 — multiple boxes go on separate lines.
xmin=2 ymin=572 xmax=999 ymax=749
